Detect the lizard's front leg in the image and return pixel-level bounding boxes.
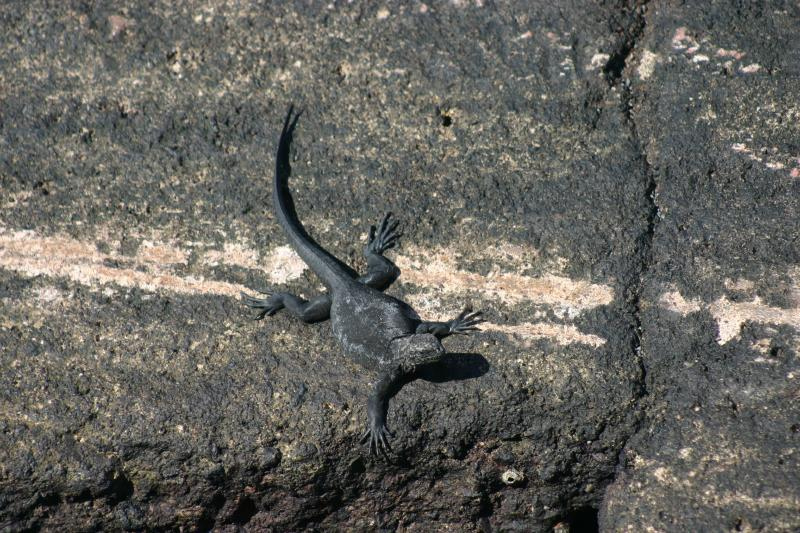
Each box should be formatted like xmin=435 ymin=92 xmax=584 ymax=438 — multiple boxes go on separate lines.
xmin=357 ymin=212 xmax=401 ymax=291
xmin=361 ymin=366 xmax=402 ymax=456
xmin=361 ymin=334 xmax=447 ymax=456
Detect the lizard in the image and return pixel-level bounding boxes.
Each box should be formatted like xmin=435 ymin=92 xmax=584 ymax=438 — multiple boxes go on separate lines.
xmin=241 ymin=106 xmax=484 ymax=455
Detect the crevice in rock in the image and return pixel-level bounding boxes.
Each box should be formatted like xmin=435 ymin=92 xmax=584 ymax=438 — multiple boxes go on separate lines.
xmin=227 ymin=496 xmax=257 ymax=525
xmin=604 ymin=0 xmax=658 ymax=490
xmin=624 ymin=1 xmax=656 ymax=415
xmin=603 ymin=3 xmax=649 ymax=89
xmin=197 ymin=491 xmax=227 ymax=531
xmin=564 ymin=505 xmax=600 ymax=532
xmin=107 ymin=470 xmax=135 ymax=504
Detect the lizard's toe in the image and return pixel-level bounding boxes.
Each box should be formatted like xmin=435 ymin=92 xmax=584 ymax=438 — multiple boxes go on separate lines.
xmin=360 ymin=428 xmax=371 ymax=444
xmin=241 ymin=290 xmax=272 ymax=304
xmin=368 ymin=213 xmax=403 ymax=254
xmin=451 ymin=309 xmax=485 ymax=333
xmin=378 ymin=428 xmax=393 ymax=454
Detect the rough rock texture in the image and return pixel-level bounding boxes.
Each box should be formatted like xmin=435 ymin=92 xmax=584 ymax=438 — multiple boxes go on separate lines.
xmin=599 ymin=3 xmax=800 ymax=532
xmin=0 ymin=1 xmax=797 ymax=532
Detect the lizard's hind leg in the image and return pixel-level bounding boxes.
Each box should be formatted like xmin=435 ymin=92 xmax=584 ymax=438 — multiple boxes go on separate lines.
xmin=241 ymin=289 xmax=332 ymax=323
xmin=358 ymin=212 xmax=402 ymax=291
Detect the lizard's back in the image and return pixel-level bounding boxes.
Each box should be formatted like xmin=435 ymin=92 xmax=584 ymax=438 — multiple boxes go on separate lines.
xmin=329 ymin=283 xmax=420 ymax=369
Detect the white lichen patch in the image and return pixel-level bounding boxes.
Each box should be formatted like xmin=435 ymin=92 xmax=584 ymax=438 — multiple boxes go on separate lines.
xmin=672 ymin=27 xmax=700 ymax=53
xmin=659 ymin=286 xmax=800 ymax=344
xmin=405 ymin=288 xmax=606 ymax=348
xmin=202 ymin=241 xmax=307 ymax=284
xmin=202 ymin=242 xmax=260 ymax=270
xmin=33 ymin=286 xmax=65 ymax=304
xmin=396 ymin=245 xmax=613 ymax=312
xmin=727 ymin=141 xmax=796 ymax=175
xmin=485 ymin=322 xmax=606 ymax=348
xmin=587 ymin=53 xmax=609 ymax=71
xmin=716 ymin=48 xmax=745 ymax=60
xmin=108 ymin=14 xmax=135 ymax=39
xmin=0 ymin=227 xmax=248 ymax=298
xmin=740 ymin=63 xmax=761 ymax=74
xmin=1 ymin=190 xmax=33 ymax=207
xmin=658 ymin=290 xmax=702 ymax=315
xmin=260 ymin=245 xmax=307 ymax=284
xmin=397 ymin=244 xmax=611 ymax=348
xmin=629 ymin=453 xmax=800 ymax=515
xmin=138 ymin=240 xmax=188 ymax=265
xmin=637 ymin=50 xmax=660 ymax=80
xmin=670 ymin=27 xmax=765 ymax=82
xmin=711 ymin=297 xmax=800 ymax=344
xmin=725 ymin=278 xmax=756 ymax=292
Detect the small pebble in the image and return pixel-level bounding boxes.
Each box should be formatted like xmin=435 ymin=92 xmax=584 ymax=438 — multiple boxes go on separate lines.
xmin=501 ymin=468 xmax=524 ymax=485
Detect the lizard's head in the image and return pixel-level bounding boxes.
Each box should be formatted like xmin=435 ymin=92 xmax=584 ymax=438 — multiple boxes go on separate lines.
xmin=390 ymin=333 xmax=445 ymax=373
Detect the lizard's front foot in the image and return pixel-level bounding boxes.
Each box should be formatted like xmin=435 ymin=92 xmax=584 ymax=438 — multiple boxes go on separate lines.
xmin=448 ymin=307 xmax=485 ymax=335
xmin=360 ymin=395 xmax=394 ymax=456
xmin=366 ymin=212 xmax=402 ymax=255
xmin=240 ymin=289 xmax=284 ymax=320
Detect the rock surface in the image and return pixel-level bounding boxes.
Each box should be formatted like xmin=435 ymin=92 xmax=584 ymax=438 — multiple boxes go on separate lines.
xmin=0 ymin=1 xmax=796 ymax=531
xmin=600 ymin=3 xmax=800 ymax=532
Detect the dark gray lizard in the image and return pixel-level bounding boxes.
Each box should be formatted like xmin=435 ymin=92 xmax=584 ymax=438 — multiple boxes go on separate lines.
xmin=241 ymin=107 xmax=484 ymax=455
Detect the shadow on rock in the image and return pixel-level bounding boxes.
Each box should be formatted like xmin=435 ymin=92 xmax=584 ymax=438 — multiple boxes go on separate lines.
xmin=415 ymin=352 xmax=490 ymax=383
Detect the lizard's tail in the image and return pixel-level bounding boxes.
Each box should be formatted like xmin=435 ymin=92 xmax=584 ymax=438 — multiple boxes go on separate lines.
xmin=272 ymin=106 xmax=355 ymax=292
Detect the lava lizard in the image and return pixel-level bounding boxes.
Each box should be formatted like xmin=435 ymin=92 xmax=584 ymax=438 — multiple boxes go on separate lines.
xmin=241 ymin=107 xmax=484 ymax=455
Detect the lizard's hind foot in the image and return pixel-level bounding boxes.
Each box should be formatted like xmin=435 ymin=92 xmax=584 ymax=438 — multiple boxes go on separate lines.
xmin=242 ymin=290 xmax=332 ymax=323
xmin=241 ymin=289 xmax=284 ymax=320
xmin=367 ymin=212 xmax=402 ymax=255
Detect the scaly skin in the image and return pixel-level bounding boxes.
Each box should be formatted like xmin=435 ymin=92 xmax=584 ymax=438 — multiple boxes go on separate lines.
xmin=242 ymin=106 xmax=484 ymax=456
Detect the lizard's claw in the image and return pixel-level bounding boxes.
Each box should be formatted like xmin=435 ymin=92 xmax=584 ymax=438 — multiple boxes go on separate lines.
xmin=241 ymin=290 xmax=284 ymax=320
xmin=449 ymin=307 xmax=485 ymax=335
xmin=361 ymin=397 xmax=394 ymax=457
xmin=360 ymin=421 xmax=394 ymax=457
xmin=367 ymin=212 xmax=402 ymax=255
